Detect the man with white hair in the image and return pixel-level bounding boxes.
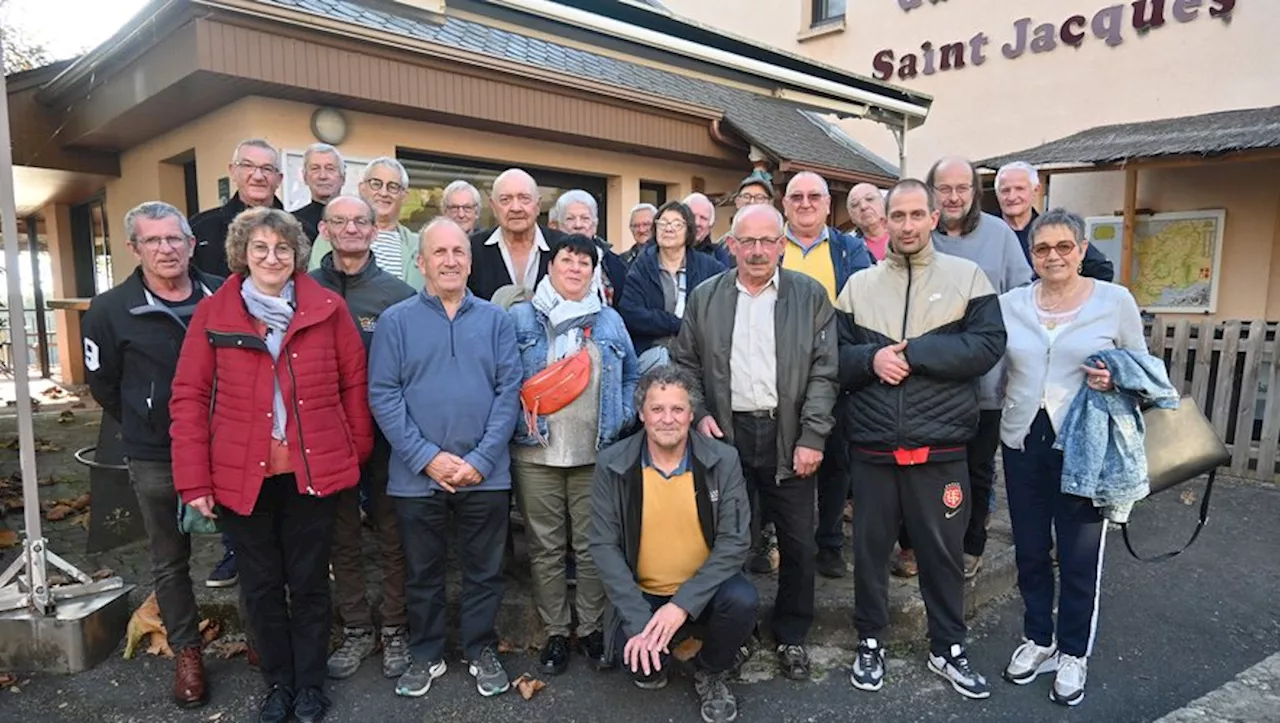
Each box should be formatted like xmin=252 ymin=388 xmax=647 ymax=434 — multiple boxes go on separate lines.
xmin=551 ymin=189 xmax=628 ymax=305
xmin=192 ymin=138 xmax=317 ymax=277
xmin=779 ymin=171 xmax=874 ymax=581
xmin=621 ymin=203 xmax=657 ymax=265
xmin=682 ymin=192 xmax=732 ymax=267
xmin=995 ymin=161 xmax=1113 ymax=281
xmin=672 ymin=202 xmax=839 ymax=682
xmin=292 ymin=143 xmax=346 ymax=237
xmin=846 ymin=183 xmax=890 ymax=262
xmin=442 ymin=180 xmax=483 ymax=235
xmin=468 ymin=168 xmax=565 ymax=301
xmin=309 ymin=157 xmax=424 ymax=289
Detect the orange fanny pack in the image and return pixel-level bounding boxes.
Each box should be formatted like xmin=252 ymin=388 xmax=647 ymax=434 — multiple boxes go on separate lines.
xmin=520 ymin=328 xmax=592 ymax=441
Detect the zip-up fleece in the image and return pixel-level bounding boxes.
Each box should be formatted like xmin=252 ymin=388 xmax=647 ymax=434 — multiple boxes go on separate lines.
xmin=81 ymin=265 xmax=223 ymax=461
xmin=835 ymin=241 xmax=1006 ymax=462
xmin=368 ymin=291 xmax=522 ymax=497
xmin=169 ymin=273 xmax=374 ymax=515
xmin=310 ymin=251 xmax=415 ymax=350
xmin=589 ymin=431 xmax=751 ymax=661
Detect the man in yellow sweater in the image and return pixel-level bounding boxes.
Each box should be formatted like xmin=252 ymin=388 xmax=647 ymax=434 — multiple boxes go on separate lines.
xmin=590 ymin=366 xmax=757 ymax=723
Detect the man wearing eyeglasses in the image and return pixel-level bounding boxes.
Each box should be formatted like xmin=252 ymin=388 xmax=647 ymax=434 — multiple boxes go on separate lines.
xmin=311 ymin=157 xmax=424 ymax=290
xmin=310 ymin=195 xmax=417 ymax=682
xmin=778 ymin=172 xmax=875 ymax=581
xmin=925 ymin=156 xmax=1032 ymax=582
xmin=442 ymin=180 xmax=484 ymax=235
xmin=620 ymin=203 xmax=657 ymax=265
xmin=81 ymin=202 xmax=223 ymax=709
xmin=671 ymin=203 xmax=839 ymax=682
xmin=191 ymin=139 xmax=317 ymax=278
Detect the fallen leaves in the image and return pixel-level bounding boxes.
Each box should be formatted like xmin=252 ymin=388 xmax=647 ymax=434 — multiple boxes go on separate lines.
xmin=0 ymin=529 xmax=18 ymax=549
xmin=672 ymin=637 xmax=703 ymax=662
xmin=57 ymin=410 xmax=75 ymax=425
xmin=1180 ymin=488 xmax=1198 ymax=505
xmin=200 ymin=619 xmax=221 ymax=645
xmin=45 ymin=504 xmax=75 ymax=521
xmin=0 ymin=673 xmax=15 ymax=687
xmin=206 ymin=638 xmax=249 ymax=660
xmin=512 ymin=673 xmax=546 ymax=700
xmin=41 ymin=493 xmax=91 ymax=522
xmin=124 ymin=592 xmax=171 ymax=659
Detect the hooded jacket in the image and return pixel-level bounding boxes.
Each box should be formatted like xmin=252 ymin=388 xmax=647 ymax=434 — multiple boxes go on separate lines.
xmin=836 ymin=241 xmax=1006 ymax=462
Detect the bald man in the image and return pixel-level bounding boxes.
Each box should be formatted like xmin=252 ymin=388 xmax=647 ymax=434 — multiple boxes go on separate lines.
xmin=467 ymin=168 xmax=567 ymax=301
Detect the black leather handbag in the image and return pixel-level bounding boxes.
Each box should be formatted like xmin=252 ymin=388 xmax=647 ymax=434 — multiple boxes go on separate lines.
xmin=1123 ymin=395 xmax=1231 ymax=561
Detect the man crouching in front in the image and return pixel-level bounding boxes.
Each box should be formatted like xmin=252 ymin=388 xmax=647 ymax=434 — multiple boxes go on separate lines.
xmin=590 ymin=366 xmax=758 ymax=723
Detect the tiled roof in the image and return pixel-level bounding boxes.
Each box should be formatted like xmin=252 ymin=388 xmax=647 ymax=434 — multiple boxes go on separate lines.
xmin=254 ymin=0 xmax=895 ymax=179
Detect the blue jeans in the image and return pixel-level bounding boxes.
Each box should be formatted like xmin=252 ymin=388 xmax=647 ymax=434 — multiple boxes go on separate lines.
xmin=1002 ymin=410 xmax=1107 ymax=658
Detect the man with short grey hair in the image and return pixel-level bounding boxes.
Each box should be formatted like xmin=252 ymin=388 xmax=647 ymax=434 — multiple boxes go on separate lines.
xmin=192 ymin=138 xmax=316 ymax=277
xmin=550 ymin=189 xmax=628 ymax=305
xmin=682 ymin=192 xmax=732 ymax=267
xmin=82 ymin=201 xmax=224 ymax=709
xmin=995 ymin=161 xmax=1113 ymax=282
xmin=442 ymin=180 xmax=483 ymax=234
xmin=309 ymin=157 xmax=423 ymax=289
xmin=292 ymin=143 xmax=347 ymax=238
xmin=621 ymin=202 xmax=657 ymax=264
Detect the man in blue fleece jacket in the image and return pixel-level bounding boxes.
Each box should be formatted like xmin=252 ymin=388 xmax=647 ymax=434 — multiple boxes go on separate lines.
xmin=368 ymin=217 xmax=522 ymax=701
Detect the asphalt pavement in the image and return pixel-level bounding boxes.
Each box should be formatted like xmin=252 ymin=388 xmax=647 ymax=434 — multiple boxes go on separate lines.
xmin=2 ymin=476 xmax=1276 ymax=723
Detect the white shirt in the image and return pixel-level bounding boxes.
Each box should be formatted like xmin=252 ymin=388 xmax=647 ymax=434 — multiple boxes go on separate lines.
xmin=730 ymin=271 xmax=779 ymax=412
xmin=371 ymin=229 xmax=404 ymax=279
xmin=485 ymin=226 xmax=549 ymax=291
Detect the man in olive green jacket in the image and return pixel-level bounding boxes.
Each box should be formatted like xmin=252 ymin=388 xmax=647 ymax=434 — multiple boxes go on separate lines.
xmin=669 ymin=203 xmax=838 ymax=682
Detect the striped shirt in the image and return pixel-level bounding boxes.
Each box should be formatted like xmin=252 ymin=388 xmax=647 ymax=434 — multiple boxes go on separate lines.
xmin=371 ymin=230 xmax=404 ymax=279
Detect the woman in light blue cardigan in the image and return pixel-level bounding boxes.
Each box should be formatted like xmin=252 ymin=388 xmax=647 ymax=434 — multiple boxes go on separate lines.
xmin=997 ymin=208 xmax=1147 ymax=708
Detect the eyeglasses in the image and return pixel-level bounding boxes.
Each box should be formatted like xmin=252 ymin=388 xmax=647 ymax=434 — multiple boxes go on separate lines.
xmin=233 ymin=160 xmax=280 ymax=177
xmin=1031 ymin=241 xmax=1079 ymax=259
xmin=135 ymin=235 xmax=190 ymax=250
xmin=733 ymin=236 xmax=781 ymax=249
xmin=445 ymin=203 xmax=479 ymax=214
xmin=248 ymin=244 xmax=296 ymax=262
xmin=656 ymin=221 xmax=687 ymax=232
xmin=738 ymin=193 xmax=771 ymax=204
xmin=785 ymin=192 xmax=827 ymax=205
xmin=934 ymin=184 xmax=973 ymax=198
xmin=629 ymin=222 xmax=654 ymax=231
xmin=324 ymin=216 xmax=372 ymax=229
xmin=364 ymin=178 xmax=405 ymax=194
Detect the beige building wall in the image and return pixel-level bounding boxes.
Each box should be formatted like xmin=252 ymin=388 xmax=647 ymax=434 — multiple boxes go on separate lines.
xmin=667 ymin=0 xmax=1277 ymax=176
xmin=105 ymin=96 xmax=745 ymax=284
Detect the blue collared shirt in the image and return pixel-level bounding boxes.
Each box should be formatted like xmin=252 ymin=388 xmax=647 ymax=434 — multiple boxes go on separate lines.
xmin=642 ymin=441 xmax=692 ymax=480
xmin=785 ymin=225 xmax=830 ymax=256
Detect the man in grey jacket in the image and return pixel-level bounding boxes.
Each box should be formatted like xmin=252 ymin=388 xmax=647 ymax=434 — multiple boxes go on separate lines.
xmin=310 ymin=196 xmax=416 ymax=682
xmin=590 ymin=365 xmax=757 ymax=723
xmin=671 ymin=203 xmax=839 ymax=680
xmin=926 ymin=156 xmax=1032 ymax=580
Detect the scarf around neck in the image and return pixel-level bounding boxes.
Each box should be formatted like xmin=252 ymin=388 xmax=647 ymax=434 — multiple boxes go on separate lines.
xmin=532 ymin=275 xmax=600 ymax=360
xmin=240 ymin=276 xmax=296 ymax=440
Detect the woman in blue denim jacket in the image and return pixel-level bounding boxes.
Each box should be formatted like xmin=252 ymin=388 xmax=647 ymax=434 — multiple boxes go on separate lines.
xmin=508 ymin=234 xmax=639 ymax=678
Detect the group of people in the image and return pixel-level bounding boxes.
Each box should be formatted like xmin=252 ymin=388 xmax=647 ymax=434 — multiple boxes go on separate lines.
xmin=80 ymin=135 xmax=1146 ymax=723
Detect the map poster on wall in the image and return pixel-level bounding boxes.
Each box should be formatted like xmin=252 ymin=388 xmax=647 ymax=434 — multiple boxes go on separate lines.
xmin=1085 ymin=210 xmax=1226 ymax=314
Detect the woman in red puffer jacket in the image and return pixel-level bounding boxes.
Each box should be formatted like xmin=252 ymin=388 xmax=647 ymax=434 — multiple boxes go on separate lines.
xmin=170 ymin=206 xmax=372 ymax=723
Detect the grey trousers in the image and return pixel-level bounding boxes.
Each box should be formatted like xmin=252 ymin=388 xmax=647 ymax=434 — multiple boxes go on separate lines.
xmin=512 ymin=460 xmax=604 ymax=638
xmin=128 ymin=458 xmax=202 ymax=651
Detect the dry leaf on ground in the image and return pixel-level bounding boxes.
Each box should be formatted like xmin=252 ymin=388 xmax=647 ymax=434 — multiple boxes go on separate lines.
xmin=68 ymin=494 xmax=91 ymax=511
xmin=207 ymin=639 xmax=249 ymax=660
xmin=513 ymin=674 xmax=546 ymax=700
xmin=71 ymin=512 xmax=91 ymax=530
xmin=673 ymin=637 xmax=703 ymax=662
xmin=57 ymin=410 xmax=75 ymax=424
xmin=0 ymin=674 xmax=15 ymax=687
xmin=33 ymin=438 xmax=61 ymax=453
xmin=45 ymin=505 xmax=74 ymax=522
xmin=0 ymin=529 xmax=18 ymax=549
xmin=200 ymin=619 xmax=221 ymax=644
xmin=1180 ymin=489 xmax=1198 ymax=505
xmin=123 ymin=592 xmax=172 ymax=659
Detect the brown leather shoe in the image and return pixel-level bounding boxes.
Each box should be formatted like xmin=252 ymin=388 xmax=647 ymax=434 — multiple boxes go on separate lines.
xmin=174 ymin=647 xmax=208 ymax=708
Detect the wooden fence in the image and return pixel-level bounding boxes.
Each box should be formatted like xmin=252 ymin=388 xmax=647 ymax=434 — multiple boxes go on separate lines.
xmin=1147 ymin=318 xmax=1279 ymax=480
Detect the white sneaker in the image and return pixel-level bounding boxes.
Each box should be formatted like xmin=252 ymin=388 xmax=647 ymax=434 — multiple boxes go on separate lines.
xmin=1050 ymin=654 xmax=1087 ymax=707
xmin=1002 ymin=638 xmax=1058 ymax=685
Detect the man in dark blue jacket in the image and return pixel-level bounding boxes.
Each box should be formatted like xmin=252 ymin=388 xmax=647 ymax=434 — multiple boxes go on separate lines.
xmin=780 ymin=171 xmax=875 ymax=579
xmin=995 ymin=162 xmax=1114 ymax=281
xmin=617 ymin=201 xmax=725 ymax=372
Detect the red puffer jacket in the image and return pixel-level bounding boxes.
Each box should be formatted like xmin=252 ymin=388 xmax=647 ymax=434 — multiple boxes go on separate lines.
xmin=170 ymin=272 xmax=374 ymax=515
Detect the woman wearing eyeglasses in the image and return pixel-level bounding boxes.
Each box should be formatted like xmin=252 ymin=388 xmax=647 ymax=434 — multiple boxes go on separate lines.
xmin=997 ymin=208 xmax=1146 ymax=707
xmin=617 ymin=200 xmax=726 ymax=373
xmin=171 ymin=207 xmax=374 ymax=723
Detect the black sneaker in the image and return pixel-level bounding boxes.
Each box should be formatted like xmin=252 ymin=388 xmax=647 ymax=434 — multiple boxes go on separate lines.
xmin=816 ymin=548 xmax=847 ymax=579
xmin=849 ymin=638 xmax=885 ymax=692
xmin=776 ymin=644 xmax=811 ymax=681
xmin=928 ymin=644 xmax=990 ymax=700
xmin=206 ymin=550 xmax=238 ymax=588
xmin=633 ymin=665 xmax=668 ymax=690
xmin=293 ymin=686 xmax=330 ymax=723
xmin=540 ymin=635 xmax=570 ymax=675
xmin=257 ymin=685 xmax=293 ymax=723
xmin=580 ymin=631 xmax=612 ymax=670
